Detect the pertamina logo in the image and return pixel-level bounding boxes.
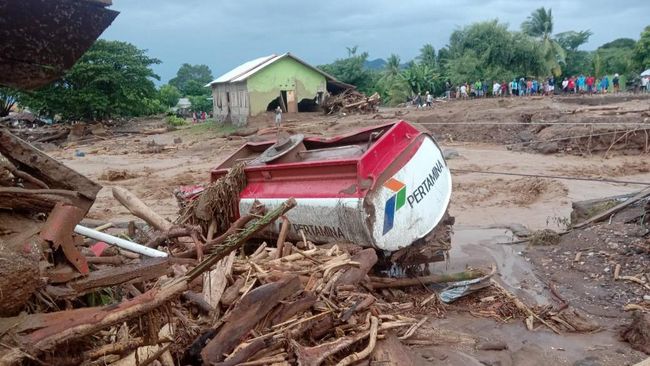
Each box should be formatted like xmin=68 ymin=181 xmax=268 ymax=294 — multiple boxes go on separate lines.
xmin=382 ymin=178 xmax=406 ymax=235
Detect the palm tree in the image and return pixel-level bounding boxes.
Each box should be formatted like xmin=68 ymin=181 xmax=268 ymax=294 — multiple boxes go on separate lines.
xmin=417 ymin=44 xmax=437 ymax=69
xmin=521 ymin=7 xmax=565 ymax=76
xmin=379 ymin=54 xmax=410 ymax=105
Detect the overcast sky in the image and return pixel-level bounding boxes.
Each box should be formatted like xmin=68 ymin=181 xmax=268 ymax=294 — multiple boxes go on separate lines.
xmin=101 ymin=0 xmax=649 ymax=84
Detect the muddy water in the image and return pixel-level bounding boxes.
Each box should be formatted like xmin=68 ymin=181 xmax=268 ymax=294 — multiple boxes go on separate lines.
xmin=420 ymin=144 xmax=650 ymax=365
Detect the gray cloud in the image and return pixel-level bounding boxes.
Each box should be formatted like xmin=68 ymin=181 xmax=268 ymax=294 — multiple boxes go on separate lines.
xmin=100 ymin=0 xmax=650 ymax=83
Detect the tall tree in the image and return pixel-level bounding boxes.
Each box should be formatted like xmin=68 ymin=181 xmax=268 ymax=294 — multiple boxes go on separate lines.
xmin=417 ymin=44 xmax=437 ymax=70
xmin=319 ymin=50 xmax=377 ymax=94
xmin=555 ymin=30 xmax=593 ymax=51
xmin=633 ymin=26 xmax=650 ymax=71
xmin=158 ymin=84 xmax=181 ymax=108
xmin=556 ymin=30 xmax=593 ymax=76
xmin=521 ymin=7 xmax=566 ymax=75
xmin=19 ymin=40 xmax=162 ymax=120
xmin=169 ymin=64 xmax=213 ymax=96
xmin=594 ymin=37 xmax=636 ymax=76
xmin=444 ymin=20 xmax=545 ymax=84
xmin=378 ymin=54 xmax=410 ymax=105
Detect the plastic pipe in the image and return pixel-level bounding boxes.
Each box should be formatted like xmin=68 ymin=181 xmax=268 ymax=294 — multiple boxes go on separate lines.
xmin=74 ymin=224 xmax=168 ymax=258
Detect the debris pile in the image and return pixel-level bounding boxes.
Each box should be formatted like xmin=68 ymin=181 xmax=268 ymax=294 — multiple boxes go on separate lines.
xmin=322 ymin=90 xmax=381 ymax=115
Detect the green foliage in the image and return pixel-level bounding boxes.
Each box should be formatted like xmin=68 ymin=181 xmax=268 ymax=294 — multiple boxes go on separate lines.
xmin=188 ymin=95 xmax=212 ymax=113
xmin=158 ymin=84 xmax=181 ymax=108
xmin=601 ymin=38 xmax=637 ymax=49
xmin=417 ymin=44 xmax=437 ymax=69
xmin=0 ymin=87 xmax=19 ymax=117
xmin=633 ymin=26 xmax=650 ymax=70
xmin=556 ymin=31 xmax=592 ymax=51
xmin=169 ymin=64 xmax=214 ymax=96
xmin=19 ymin=40 xmax=162 ymax=120
xmin=594 ymin=38 xmax=635 ymax=77
xmin=319 ymin=50 xmax=378 ymax=94
xmin=166 ymin=115 xmax=186 ymax=127
xmin=377 ymin=54 xmax=410 ymax=105
xmin=556 ymin=31 xmax=593 ymax=76
xmin=443 ymin=21 xmax=545 ymax=84
xmin=521 ymin=7 xmax=565 ymax=76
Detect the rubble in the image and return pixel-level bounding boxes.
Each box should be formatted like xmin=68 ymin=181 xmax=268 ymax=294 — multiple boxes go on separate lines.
xmin=322 ymin=90 xmax=381 ymax=115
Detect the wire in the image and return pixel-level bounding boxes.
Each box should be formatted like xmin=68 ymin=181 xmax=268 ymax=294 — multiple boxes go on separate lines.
xmin=451 ymin=168 xmax=650 ymax=186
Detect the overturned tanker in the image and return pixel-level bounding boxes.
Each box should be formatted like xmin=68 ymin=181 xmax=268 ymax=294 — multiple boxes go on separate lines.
xmin=211 ymin=121 xmax=453 ymax=266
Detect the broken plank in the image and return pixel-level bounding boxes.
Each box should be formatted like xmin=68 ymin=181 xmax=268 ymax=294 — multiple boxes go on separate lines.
xmin=45 ymin=258 xmax=169 ymax=298
xmin=200 ymin=275 xmax=302 ymax=364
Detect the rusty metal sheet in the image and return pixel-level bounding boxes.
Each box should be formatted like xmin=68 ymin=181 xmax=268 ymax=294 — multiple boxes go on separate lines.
xmin=40 ymin=203 xmax=89 ymax=274
xmin=0 ymin=0 xmax=119 ymax=89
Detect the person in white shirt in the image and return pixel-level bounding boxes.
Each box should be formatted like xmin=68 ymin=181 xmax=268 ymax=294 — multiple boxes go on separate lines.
xmin=641 ymin=76 xmax=649 ymax=93
xmin=425 ymin=92 xmax=433 ymax=107
xmin=493 ymin=82 xmax=501 ymax=97
xmin=460 ymin=84 xmax=468 ymax=99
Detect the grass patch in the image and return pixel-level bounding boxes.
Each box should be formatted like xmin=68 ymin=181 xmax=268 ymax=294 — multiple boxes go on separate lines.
xmin=184 ymin=121 xmax=238 ymax=136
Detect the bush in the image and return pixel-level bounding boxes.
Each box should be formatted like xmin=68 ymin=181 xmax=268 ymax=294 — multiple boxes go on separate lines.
xmin=166 ymin=115 xmax=186 ymax=127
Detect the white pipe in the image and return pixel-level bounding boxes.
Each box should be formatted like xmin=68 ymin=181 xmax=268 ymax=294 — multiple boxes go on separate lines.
xmin=74 ymin=225 xmax=168 ymax=258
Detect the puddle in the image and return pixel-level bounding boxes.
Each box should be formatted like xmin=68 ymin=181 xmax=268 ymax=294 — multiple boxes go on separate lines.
xmin=431 ymin=225 xmax=549 ymax=305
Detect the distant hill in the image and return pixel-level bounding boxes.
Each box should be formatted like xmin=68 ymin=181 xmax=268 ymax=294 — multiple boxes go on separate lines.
xmin=364 ymin=58 xmax=387 ymax=70
xmin=363 ymin=58 xmax=410 ymax=71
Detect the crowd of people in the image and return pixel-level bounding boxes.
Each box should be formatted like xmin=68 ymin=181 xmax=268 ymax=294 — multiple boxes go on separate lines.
xmin=408 ymin=72 xmax=650 ymax=108
xmin=450 ymin=74 xmax=623 ymax=100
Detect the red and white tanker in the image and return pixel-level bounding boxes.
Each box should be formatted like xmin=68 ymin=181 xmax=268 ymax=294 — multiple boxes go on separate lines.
xmin=211 ymin=121 xmax=453 ymax=263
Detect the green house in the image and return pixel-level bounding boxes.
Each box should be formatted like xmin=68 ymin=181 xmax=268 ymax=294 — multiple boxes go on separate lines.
xmin=206 ymin=53 xmax=353 ymax=126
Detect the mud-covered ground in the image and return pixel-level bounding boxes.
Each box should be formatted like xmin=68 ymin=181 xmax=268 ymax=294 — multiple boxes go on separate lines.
xmin=51 ymin=94 xmax=650 ymax=365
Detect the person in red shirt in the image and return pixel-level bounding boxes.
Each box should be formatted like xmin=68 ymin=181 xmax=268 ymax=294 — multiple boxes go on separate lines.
xmin=586 ymin=76 xmax=595 ymax=94
xmin=568 ymin=77 xmax=576 ymax=94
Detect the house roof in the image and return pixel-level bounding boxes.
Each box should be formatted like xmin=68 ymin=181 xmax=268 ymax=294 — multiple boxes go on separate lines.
xmin=206 ymin=53 xmax=354 ymax=89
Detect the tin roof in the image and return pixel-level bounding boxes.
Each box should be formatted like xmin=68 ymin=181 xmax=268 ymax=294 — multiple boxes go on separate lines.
xmin=206 ymin=53 xmax=353 ymax=88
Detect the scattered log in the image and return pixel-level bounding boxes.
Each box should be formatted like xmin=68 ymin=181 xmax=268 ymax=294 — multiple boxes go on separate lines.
xmin=0 ymin=249 xmax=40 ymax=316
xmin=45 ymin=258 xmax=170 ymax=298
xmin=573 ymin=186 xmax=650 ymax=228
xmin=200 ymin=275 xmax=302 ymax=363
xmin=112 ymin=186 xmax=173 ymax=231
xmin=369 ymin=269 xmax=484 ymax=289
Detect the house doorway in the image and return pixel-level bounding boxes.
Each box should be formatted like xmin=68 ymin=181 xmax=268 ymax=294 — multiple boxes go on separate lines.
xmin=282 ymin=90 xmax=297 ymax=113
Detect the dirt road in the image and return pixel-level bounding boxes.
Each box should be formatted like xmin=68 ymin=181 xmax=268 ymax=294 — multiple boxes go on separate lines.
xmin=54 ymin=94 xmax=650 ymax=365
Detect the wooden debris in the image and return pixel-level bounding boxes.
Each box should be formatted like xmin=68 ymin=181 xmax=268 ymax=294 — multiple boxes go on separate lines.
xmin=322 ymin=90 xmax=381 ymax=115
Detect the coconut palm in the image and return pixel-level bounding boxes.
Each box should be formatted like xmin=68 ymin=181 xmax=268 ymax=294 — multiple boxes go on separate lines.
xmin=521 ymin=7 xmax=566 ymax=76
xmin=379 ymin=54 xmax=410 ymax=105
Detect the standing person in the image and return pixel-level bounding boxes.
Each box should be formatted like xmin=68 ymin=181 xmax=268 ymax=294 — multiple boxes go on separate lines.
xmin=445 ymin=80 xmax=452 ymax=99
xmin=641 ymin=76 xmax=649 ymax=93
xmin=274 ymin=106 xmax=282 ymax=127
xmin=601 ymin=75 xmax=610 ymax=94
xmin=578 ymin=74 xmax=586 ymax=94
xmin=568 ymin=76 xmax=576 ymax=94
xmin=415 ymin=93 xmax=422 ymax=108
xmin=526 ymin=79 xmax=533 ymax=96
xmin=518 ymin=77 xmax=526 ymax=96
xmin=460 ymin=83 xmax=468 ymax=99
xmin=562 ymin=78 xmax=569 ymax=94
xmin=425 ymin=91 xmax=433 ymax=108
xmin=482 ymin=80 xmax=488 ymax=98
xmin=493 ymin=80 xmax=501 ymax=97
xmin=501 ymin=80 xmax=508 ymax=96
xmin=586 ymin=75 xmax=595 ymax=94
xmin=510 ymin=79 xmax=518 ymax=96
xmin=549 ymin=76 xmax=555 ymax=95
xmin=613 ymin=73 xmax=620 ymax=93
